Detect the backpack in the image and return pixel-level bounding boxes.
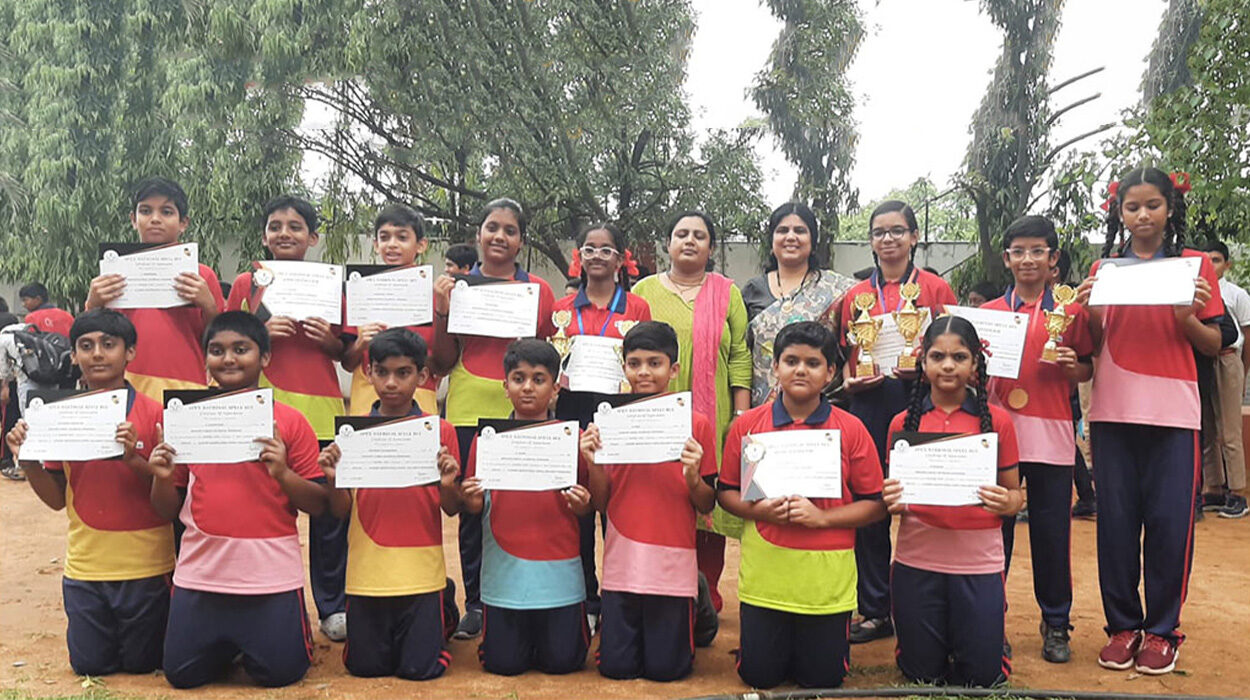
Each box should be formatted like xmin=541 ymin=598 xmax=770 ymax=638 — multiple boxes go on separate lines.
xmin=7 ymin=327 xmax=74 ymax=387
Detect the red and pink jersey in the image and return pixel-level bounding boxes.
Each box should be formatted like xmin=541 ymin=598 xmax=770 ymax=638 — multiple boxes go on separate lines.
xmin=888 ymin=397 xmax=1019 ymax=575
xmin=123 ymin=263 xmax=224 ymax=402
xmin=172 ymin=401 xmax=323 ymax=595
xmin=982 ymin=288 xmax=1093 ymax=465
xmin=836 ymin=265 xmax=957 ymax=366
xmin=1088 ymin=248 xmax=1224 ymax=430
xmin=600 ymin=411 xmax=717 ymax=598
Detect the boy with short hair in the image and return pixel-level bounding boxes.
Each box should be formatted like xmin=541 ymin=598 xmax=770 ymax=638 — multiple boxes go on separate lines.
xmin=4 ymin=309 xmax=172 ymax=676
xmin=85 ymin=177 xmax=224 ymax=402
xmin=719 ymin=321 xmax=886 ymax=689
xmin=1202 ymin=241 xmax=1250 ymax=518
xmin=317 ymin=328 xmax=463 ymax=680
xmin=146 ymin=311 xmax=327 ymax=689
xmin=579 ymin=321 xmax=718 ymax=681
xmin=460 ymin=339 xmax=592 ymax=675
xmin=19 ymin=282 xmax=74 ymax=337
xmin=443 ymin=243 xmax=478 ymax=275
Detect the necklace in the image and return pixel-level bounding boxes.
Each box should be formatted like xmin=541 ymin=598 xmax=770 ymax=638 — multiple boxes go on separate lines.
xmin=667 ymin=271 xmax=706 ymax=302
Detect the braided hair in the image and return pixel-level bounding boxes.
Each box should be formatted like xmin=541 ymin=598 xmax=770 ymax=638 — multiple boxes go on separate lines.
xmin=1101 ymin=167 xmax=1188 ymax=258
xmin=869 ymin=200 xmax=920 ymax=273
xmin=901 ymin=315 xmax=994 ymax=434
xmin=576 ymin=222 xmax=632 ymax=291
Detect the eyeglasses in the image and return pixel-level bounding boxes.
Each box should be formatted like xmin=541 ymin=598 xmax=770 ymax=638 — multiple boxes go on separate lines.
xmin=869 ymin=226 xmax=913 ymax=240
xmin=1006 ymin=247 xmax=1052 ymax=261
xmin=579 ymin=245 xmax=620 ymax=260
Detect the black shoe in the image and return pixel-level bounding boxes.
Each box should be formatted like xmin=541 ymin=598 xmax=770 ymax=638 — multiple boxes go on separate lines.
xmin=1202 ymin=492 xmax=1228 ymax=512
xmin=453 ymin=608 xmax=482 ymax=640
xmin=0 ymin=459 xmax=24 ymax=481
xmin=1071 ymin=498 xmax=1096 ymax=519
xmin=1003 ymin=638 xmax=1013 ymax=660
xmin=849 ymin=616 xmax=893 ymax=644
xmin=1015 ymin=506 xmax=1029 ymax=523
xmin=1219 ymin=494 xmax=1249 ymax=519
xmin=693 ymin=572 xmax=719 ymax=647
xmin=442 ymin=578 xmax=461 ymax=640
xmin=1194 ymin=501 xmax=1205 ymax=522
xmin=1041 ymin=622 xmax=1072 ymax=663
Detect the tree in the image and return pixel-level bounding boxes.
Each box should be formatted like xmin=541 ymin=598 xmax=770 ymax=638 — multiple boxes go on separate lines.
xmin=841 ymin=178 xmax=978 ymax=244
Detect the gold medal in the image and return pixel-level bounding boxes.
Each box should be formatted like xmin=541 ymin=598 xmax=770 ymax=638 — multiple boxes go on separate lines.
xmin=1007 ymin=387 xmax=1029 ymax=410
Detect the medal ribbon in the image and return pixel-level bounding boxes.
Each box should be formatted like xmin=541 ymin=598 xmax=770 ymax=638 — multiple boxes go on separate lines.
xmin=871 ymin=265 xmax=919 ymax=314
xmin=576 ymin=286 xmax=623 ymax=337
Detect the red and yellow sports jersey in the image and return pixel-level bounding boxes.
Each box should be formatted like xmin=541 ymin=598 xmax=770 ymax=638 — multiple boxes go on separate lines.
xmin=123 ymin=263 xmax=224 ymax=402
xmin=44 ymin=388 xmax=173 ymax=581
xmin=346 ymin=407 xmax=459 ymax=597
xmin=721 ymin=399 xmax=883 ymax=615
xmin=227 ymin=271 xmax=346 ymax=440
xmin=344 ymin=322 xmax=439 ymax=418
xmin=1088 ymin=248 xmax=1224 ymax=430
xmin=24 ymin=305 xmax=74 ymax=337
xmin=600 ymin=411 xmax=716 ymax=598
xmin=551 ymin=286 xmax=651 ymax=339
xmin=172 ymin=401 xmax=323 ymax=595
xmin=982 ymin=288 xmax=1093 ymax=465
xmin=888 ymin=397 xmax=1019 ymax=575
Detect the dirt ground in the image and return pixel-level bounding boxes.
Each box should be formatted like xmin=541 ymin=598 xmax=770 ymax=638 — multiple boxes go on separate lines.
xmin=2 ymin=477 xmax=1249 ymax=700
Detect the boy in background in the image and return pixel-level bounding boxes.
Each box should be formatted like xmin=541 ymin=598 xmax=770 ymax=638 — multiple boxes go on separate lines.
xmin=443 ymin=243 xmax=478 ymax=276
xmin=1202 ymin=241 xmax=1250 ymax=518
xmin=19 ymin=282 xmax=74 ymax=337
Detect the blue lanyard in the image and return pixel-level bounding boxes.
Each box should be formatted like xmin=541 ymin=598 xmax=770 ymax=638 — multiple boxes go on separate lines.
xmin=576 ymin=286 xmax=624 ymax=336
xmin=870 ymin=266 xmax=918 ymax=313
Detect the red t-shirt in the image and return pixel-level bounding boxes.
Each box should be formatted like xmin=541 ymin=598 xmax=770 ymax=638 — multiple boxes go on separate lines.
xmin=25 ymin=306 xmax=74 ymax=337
xmin=552 ymin=286 xmax=652 ymax=339
xmin=122 ymin=263 xmax=225 ymax=400
xmin=837 ymin=266 xmax=957 ymax=367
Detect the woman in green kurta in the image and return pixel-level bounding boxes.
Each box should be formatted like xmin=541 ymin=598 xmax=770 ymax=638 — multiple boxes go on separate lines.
xmin=632 ymin=210 xmax=751 ymax=611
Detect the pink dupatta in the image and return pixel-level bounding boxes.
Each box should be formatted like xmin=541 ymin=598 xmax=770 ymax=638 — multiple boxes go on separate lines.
xmin=691 ymin=273 xmax=733 ymax=424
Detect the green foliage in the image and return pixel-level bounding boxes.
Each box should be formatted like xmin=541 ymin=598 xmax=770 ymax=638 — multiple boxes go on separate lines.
xmin=842 ymin=178 xmax=978 ymax=243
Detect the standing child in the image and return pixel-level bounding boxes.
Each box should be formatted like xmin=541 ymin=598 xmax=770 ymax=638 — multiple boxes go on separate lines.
xmin=317 ymin=328 xmax=463 ymax=680
xmin=85 ymin=177 xmax=224 ymax=402
xmin=4 ymin=310 xmax=172 ymax=676
xmin=430 ymin=199 xmax=557 ymax=640
xmin=444 ymin=243 xmax=478 ymax=276
xmin=882 ymin=315 xmax=1022 ymax=687
xmin=719 ymin=321 xmax=887 ymax=689
xmin=579 ymin=321 xmax=714 ymax=681
xmin=19 ymin=282 xmax=74 ymax=337
xmin=460 ymin=339 xmax=592 ymax=675
xmin=228 ymin=195 xmax=350 ymax=642
xmin=1074 ymin=168 xmax=1223 ymax=675
xmin=147 ymin=312 xmax=328 ymax=689
xmin=981 ymin=215 xmax=1093 ymax=663
xmin=1200 ymin=241 xmax=1250 ymax=518
xmin=836 ymin=200 xmax=957 ymax=643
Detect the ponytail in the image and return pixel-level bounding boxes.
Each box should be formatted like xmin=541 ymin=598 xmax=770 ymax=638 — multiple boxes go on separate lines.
xmin=1100 ymin=168 xmax=1190 ymax=258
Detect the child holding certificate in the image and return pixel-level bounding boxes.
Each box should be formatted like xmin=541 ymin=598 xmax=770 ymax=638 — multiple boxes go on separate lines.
xmin=882 ymin=315 xmax=1022 ymax=687
xmin=146 ymin=312 xmax=327 ymax=689
xmin=4 ymin=310 xmax=172 ymax=677
xmin=578 ymin=321 xmax=715 ymax=681
xmin=1072 ymin=168 xmax=1222 ymax=676
xmin=228 ymin=195 xmax=351 ymax=642
xmin=84 ymin=177 xmax=224 ymax=402
xmin=719 ymin=322 xmax=887 ymax=690
xmin=460 ymin=339 xmax=592 ymax=675
xmin=430 ymin=198 xmax=557 ymax=640
xmin=316 ymin=329 xmax=463 ymax=680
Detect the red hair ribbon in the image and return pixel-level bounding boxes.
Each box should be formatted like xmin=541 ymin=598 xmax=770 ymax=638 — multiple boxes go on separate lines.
xmin=980 ymin=337 xmax=994 ymax=358
xmin=1170 ymin=171 xmax=1192 ymax=194
xmin=567 ymin=248 xmax=582 ymax=278
xmin=622 ymin=249 xmax=640 ymax=277
xmin=1100 ymin=181 xmax=1120 ymax=212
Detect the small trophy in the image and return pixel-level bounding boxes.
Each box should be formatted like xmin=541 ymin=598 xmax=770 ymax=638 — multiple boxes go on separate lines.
xmin=893 ymin=283 xmax=929 ymax=371
xmin=1041 ymin=284 xmax=1078 ymax=363
xmin=549 ymin=310 xmax=573 ymax=358
xmin=847 ymin=293 xmax=883 ymax=378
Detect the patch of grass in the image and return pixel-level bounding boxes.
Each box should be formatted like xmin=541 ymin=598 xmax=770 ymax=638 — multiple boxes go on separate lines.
xmin=0 ymin=688 xmax=115 ymax=700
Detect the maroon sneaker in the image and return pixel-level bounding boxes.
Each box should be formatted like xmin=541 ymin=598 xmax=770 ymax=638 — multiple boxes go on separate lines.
xmin=1134 ymin=633 xmax=1178 ymax=675
xmin=1098 ymin=630 xmax=1142 ymax=670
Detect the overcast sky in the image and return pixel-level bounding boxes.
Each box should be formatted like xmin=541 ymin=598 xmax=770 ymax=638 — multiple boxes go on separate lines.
xmin=686 ymin=0 xmax=1167 ymax=206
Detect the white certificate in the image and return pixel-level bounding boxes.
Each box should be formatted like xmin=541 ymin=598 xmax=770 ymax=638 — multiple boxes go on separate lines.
xmin=100 ymin=242 xmax=199 ymax=309
xmin=871 ymin=312 xmax=932 ymax=375
xmin=593 ymin=392 xmax=692 ymax=464
xmin=889 ymin=432 xmax=998 ymax=506
xmin=163 ymin=389 xmax=274 ymax=464
xmin=253 ymin=260 xmax=342 ymax=323
xmin=565 ymin=335 xmax=627 ymax=394
xmin=447 ymin=280 xmax=540 ymax=338
xmin=475 ymin=420 xmax=578 ymax=491
xmin=1088 ymin=257 xmax=1201 ymax=307
xmin=741 ymin=430 xmax=842 ymax=501
xmin=946 ymin=306 xmax=1029 ymax=379
xmin=333 ymin=415 xmax=441 ymax=488
xmin=19 ymin=390 xmax=128 ymax=462
xmin=346 ymin=265 xmax=434 ymax=327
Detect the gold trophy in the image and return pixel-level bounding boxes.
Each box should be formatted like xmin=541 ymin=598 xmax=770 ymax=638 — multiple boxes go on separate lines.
xmin=892 ymin=283 xmax=929 ymax=371
xmin=847 ymin=293 xmax=883 ymax=378
xmin=549 ymin=310 xmax=573 ymax=358
xmin=1041 ymin=284 xmax=1078 ymax=363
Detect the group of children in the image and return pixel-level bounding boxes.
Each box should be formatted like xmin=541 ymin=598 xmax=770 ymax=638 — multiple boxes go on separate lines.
xmin=2 ymin=165 xmax=1219 ymax=690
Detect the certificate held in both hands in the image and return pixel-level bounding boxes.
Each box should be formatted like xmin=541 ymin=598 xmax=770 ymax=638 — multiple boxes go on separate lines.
xmin=447 ymin=277 xmax=540 ymax=338
xmin=162 ymin=388 xmax=274 ymax=464
xmin=250 ymin=260 xmax=343 ymax=324
xmin=1088 ymin=256 xmax=1202 ymax=307
xmin=346 ymin=264 xmax=434 ymax=327
xmin=741 ymin=430 xmax=842 ymax=501
xmin=333 ymin=415 xmax=441 ymax=488
xmin=474 ymin=419 xmax=578 ymax=491
xmin=99 ymin=242 xmax=199 ymax=309
xmin=19 ymin=389 xmax=128 ymax=462
xmin=889 ymin=431 xmax=998 ymax=507
xmin=593 ymin=391 xmax=692 ymax=464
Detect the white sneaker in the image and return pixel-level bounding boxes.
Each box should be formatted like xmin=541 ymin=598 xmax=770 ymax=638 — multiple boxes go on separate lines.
xmin=587 ymin=612 xmax=600 ymax=637
xmin=320 ymin=612 xmax=347 ymax=642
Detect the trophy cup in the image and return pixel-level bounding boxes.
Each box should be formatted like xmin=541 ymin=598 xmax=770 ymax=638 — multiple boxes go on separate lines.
xmin=892 ymin=283 xmax=929 ymax=371
xmin=549 ymin=310 xmax=573 ymax=359
xmin=847 ymin=293 xmax=883 ymax=378
xmin=1041 ymin=284 xmax=1078 ymax=363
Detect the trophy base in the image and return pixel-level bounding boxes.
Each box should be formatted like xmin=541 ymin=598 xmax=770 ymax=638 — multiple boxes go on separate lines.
xmin=1040 ymin=345 xmax=1059 ymax=364
xmin=896 ymin=354 xmax=917 ymax=371
xmin=855 ymin=361 xmax=878 ymax=379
